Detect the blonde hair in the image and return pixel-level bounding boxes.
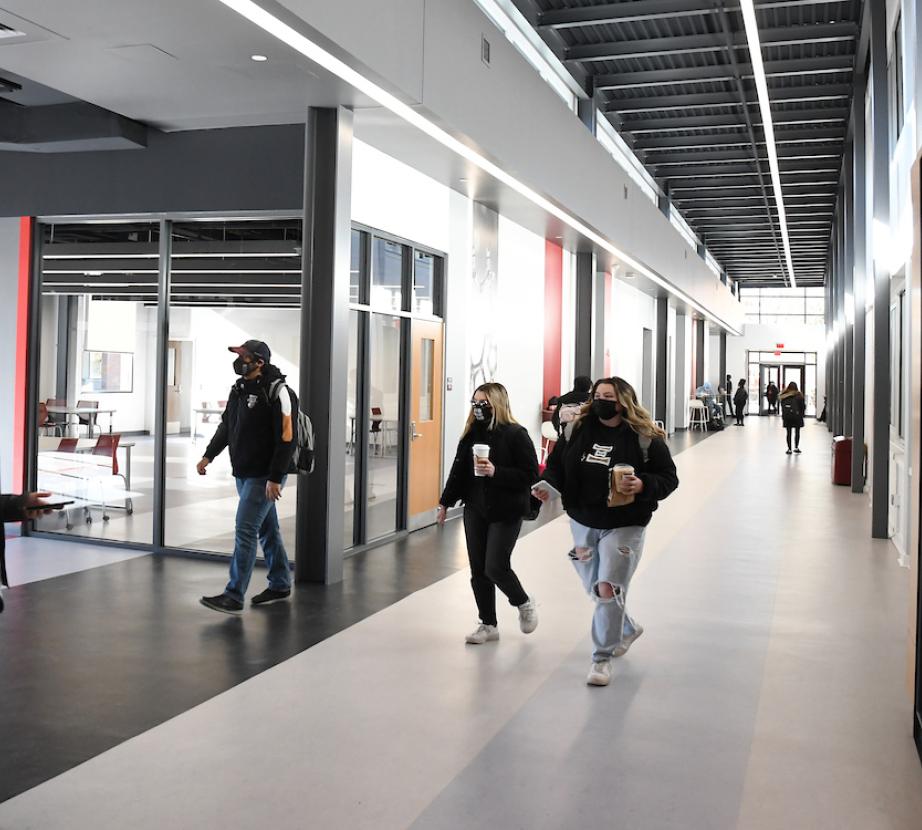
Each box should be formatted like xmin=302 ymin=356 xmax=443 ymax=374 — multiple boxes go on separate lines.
xmin=573 ymin=377 xmax=666 ymax=440
xmin=461 ymin=382 xmax=518 ymax=437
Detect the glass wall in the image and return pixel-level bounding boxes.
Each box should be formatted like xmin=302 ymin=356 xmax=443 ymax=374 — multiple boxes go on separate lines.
xmin=33 ymin=222 xmax=160 ymax=545
xmin=163 ymin=219 xmax=302 ymax=556
xmin=345 ymin=224 xmax=444 ymax=550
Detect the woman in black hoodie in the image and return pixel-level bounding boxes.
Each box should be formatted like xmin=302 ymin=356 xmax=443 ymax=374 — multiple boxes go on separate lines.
xmin=534 ymin=377 xmax=678 ymax=686
xmin=438 ymin=383 xmax=539 ymax=645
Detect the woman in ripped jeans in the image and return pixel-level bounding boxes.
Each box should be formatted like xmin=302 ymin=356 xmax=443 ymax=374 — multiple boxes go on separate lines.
xmin=534 ymin=377 xmax=678 ymax=686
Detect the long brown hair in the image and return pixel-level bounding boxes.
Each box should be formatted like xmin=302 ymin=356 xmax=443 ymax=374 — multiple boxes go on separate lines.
xmin=779 ymin=381 xmax=804 ymax=400
xmin=461 ymin=382 xmax=519 ymax=437
xmin=573 ymin=377 xmax=666 ymax=440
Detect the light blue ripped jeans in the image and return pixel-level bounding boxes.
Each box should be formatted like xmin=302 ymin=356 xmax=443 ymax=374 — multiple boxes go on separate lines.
xmin=569 ymin=520 xmax=646 ymax=662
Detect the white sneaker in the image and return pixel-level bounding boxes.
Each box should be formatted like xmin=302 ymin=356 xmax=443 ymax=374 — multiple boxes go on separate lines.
xmin=587 ymin=660 xmax=612 ymax=686
xmin=612 ymin=624 xmax=644 ymax=658
xmin=517 ymin=597 xmax=538 ymax=634
xmin=465 ymin=624 xmax=499 ymax=645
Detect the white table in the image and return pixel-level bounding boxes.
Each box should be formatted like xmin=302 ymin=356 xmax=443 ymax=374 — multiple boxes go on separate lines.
xmin=192 ymin=407 xmax=224 ymax=444
xmin=38 ymin=437 xmax=135 ymax=489
xmin=46 ymin=406 xmax=116 ymax=436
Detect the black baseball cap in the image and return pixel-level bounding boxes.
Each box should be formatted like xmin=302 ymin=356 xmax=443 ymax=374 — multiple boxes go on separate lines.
xmin=228 ymin=339 xmax=271 ymax=363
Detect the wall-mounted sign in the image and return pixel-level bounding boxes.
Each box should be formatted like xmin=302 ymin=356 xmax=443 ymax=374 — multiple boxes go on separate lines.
xmin=776 ymin=343 xmax=785 ymax=349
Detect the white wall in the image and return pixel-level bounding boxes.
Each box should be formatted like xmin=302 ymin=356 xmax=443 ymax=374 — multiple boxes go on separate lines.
xmin=608 ymin=278 xmax=657 ymax=396
xmin=0 ymin=218 xmax=21 ymax=490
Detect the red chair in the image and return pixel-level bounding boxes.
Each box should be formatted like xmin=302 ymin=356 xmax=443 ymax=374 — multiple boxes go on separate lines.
xmin=57 ymin=438 xmax=79 ymax=452
xmin=89 ymin=433 xmax=131 ymax=522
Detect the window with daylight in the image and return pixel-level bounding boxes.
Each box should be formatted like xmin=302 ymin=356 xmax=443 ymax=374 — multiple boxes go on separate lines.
xmin=742 ymin=287 xmax=825 ymax=325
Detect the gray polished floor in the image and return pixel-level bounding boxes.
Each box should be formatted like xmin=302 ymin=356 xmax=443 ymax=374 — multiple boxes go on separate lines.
xmin=1 ymin=418 xmax=919 ymax=829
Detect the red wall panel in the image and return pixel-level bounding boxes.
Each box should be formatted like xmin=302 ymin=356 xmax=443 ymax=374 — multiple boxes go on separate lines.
xmin=543 ymin=241 xmax=563 ymax=406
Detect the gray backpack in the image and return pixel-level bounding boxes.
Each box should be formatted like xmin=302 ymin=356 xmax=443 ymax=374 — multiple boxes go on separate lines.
xmin=267 ymin=378 xmax=316 ymax=474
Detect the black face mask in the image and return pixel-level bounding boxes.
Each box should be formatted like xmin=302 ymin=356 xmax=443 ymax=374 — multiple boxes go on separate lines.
xmin=472 ymin=402 xmax=493 ymax=422
xmin=591 ymin=399 xmax=620 ymax=421
xmin=233 ymin=357 xmax=258 ymax=376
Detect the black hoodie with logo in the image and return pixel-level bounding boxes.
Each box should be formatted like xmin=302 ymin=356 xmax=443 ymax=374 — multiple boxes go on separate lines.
xmin=203 ymin=365 xmax=296 ymax=484
xmin=542 ymin=418 xmax=678 ymax=529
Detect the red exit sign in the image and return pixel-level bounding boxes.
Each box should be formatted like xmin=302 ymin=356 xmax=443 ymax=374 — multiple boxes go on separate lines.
xmin=775 ymin=343 xmax=784 ymax=349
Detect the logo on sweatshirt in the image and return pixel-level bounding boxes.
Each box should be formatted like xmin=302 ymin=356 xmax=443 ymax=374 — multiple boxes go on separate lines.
xmin=584 ymin=443 xmax=614 ymax=466
xmin=247 ymin=394 xmax=258 ymax=409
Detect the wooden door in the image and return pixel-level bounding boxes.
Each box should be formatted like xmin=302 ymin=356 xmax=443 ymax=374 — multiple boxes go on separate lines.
xmin=408 ymin=320 xmax=444 ymax=520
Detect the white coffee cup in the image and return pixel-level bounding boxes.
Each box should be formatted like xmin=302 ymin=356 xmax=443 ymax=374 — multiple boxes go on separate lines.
xmin=472 ymin=444 xmax=490 ymax=476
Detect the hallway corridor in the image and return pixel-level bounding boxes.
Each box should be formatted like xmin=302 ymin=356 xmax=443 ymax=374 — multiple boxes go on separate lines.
xmin=1 ymin=418 xmax=920 ymax=829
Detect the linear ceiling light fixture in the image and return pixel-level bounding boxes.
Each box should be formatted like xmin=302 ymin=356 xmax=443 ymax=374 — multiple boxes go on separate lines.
xmin=738 ymin=0 xmax=797 ymax=289
xmin=216 ymin=0 xmax=739 ymax=332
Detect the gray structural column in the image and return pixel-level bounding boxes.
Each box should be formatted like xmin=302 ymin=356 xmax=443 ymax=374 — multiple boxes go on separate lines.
xmin=843 ymin=142 xmax=855 ymax=436
xmin=297 ymin=106 xmax=352 ymax=584
xmin=869 ymin=0 xmax=891 ymax=538
xmin=152 ymin=220 xmax=172 ymax=550
xmin=575 ymin=251 xmax=594 ymax=379
xmin=591 ymin=268 xmax=607 ymax=380
xmin=674 ymin=312 xmax=689 ymax=428
xmin=655 ymin=296 xmax=668 ymax=422
xmin=851 ymin=71 xmax=869 ymax=492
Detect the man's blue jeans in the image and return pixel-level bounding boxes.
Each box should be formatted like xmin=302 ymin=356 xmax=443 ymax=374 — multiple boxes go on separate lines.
xmin=225 ymin=476 xmax=291 ymax=603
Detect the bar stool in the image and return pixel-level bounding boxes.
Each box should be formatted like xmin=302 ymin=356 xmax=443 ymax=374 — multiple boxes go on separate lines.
xmin=688 ymin=400 xmax=708 ymax=431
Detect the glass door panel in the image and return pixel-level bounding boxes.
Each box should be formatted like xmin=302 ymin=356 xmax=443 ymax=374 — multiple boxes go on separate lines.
xmin=366 ymin=313 xmax=403 ymax=540
xmin=33 ymin=221 xmax=159 ymax=546
xmin=163 ymin=219 xmax=301 ymax=556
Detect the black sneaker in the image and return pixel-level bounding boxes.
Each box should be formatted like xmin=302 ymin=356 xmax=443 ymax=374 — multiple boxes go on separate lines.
xmin=794 ymin=448 xmax=802 ymax=454
xmin=786 ymin=449 xmax=792 ymax=455
xmin=251 ymin=588 xmax=291 ymax=606
xmin=200 ymin=593 xmax=243 ymax=615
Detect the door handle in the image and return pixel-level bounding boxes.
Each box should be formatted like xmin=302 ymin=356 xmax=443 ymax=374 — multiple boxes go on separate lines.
xmin=410 ymin=421 xmax=422 ymax=440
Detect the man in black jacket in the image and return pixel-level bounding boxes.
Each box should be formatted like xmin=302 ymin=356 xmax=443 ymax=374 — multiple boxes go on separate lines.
xmin=552 ymin=375 xmax=593 ymax=435
xmin=196 ymin=340 xmax=296 ymax=614
xmin=1 ymin=491 xmax=53 ymax=613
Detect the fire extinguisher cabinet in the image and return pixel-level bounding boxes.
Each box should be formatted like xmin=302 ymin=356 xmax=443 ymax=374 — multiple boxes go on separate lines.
xmin=831 ymin=436 xmax=852 ymax=486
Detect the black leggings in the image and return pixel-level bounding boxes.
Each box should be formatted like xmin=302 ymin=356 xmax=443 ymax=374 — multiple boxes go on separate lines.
xmin=735 ymin=404 xmax=745 ymax=425
xmin=463 ymin=508 xmax=528 ymax=626
xmin=786 ymin=426 xmax=801 ymax=450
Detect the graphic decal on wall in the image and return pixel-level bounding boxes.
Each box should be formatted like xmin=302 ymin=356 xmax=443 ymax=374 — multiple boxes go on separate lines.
xmin=469 ymin=202 xmax=499 ymax=391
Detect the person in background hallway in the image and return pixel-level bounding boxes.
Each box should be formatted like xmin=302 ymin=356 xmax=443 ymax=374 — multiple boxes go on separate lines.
xmin=438 ymin=382 xmax=539 ymax=645
xmin=766 ymin=381 xmax=779 ymax=414
xmin=1 ymin=491 xmax=53 ymax=613
xmin=733 ymin=379 xmax=748 ymax=426
xmin=197 ymin=339 xmax=296 ymax=614
xmin=725 ymin=374 xmax=733 ymax=415
xmin=552 ymin=375 xmax=593 ymax=436
xmin=535 ymin=377 xmax=678 ymax=687
xmin=780 ymin=381 xmax=806 ymax=455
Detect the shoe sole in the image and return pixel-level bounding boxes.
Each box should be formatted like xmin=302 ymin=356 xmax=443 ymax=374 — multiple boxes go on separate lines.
xmin=200 ymin=598 xmax=243 ymax=615
xmin=465 ymin=635 xmax=500 ymax=644
xmin=251 ymin=596 xmax=291 ymax=607
xmin=612 ymin=627 xmax=644 ymax=658
xmin=587 ymin=674 xmax=611 ymax=686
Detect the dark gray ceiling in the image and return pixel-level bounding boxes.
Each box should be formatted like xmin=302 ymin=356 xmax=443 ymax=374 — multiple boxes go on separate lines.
xmin=516 ymin=0 xmax=864 ymax=288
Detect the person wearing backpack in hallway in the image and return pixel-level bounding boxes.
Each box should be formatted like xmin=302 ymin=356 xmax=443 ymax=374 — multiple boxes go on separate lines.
xmin=552 ymin=375 xmax=593 ymax=436
xmin=437 ymin=382 xmax=540 ymax=645
xmin=533 ymin=377 xmax=678 ymax=687
xmin=779 ymin=381 xmax=806 ymax=455
xmin=196 ymin=340 xmax=296 ymax=614
xmin=733 ymin=379 xmax=748 ymax=426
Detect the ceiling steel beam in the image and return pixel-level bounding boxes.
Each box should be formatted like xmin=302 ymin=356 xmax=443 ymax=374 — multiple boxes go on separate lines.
xmin=606 ymin=84 xmax=852 ymax=114
xmin=539 ymin=0 xmax=854 ymax=29
xmin=566 ymin=23 xmax=857 ymax=63
xmin=592 ymin=56 xmax=854 ymax=91
xmin=634 ymin=126 xmax=846 ymax=150
xmin=645 ymin=143 xmax=845 ymax=165
xmin=666 ymin=172 xmax=838 ymax=186
xmin=622 ymin=108 xmax=848 ymax=133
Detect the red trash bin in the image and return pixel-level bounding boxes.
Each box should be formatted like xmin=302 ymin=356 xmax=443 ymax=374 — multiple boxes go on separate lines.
xmin=831 ymin=436 xmax=852 ymax=486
